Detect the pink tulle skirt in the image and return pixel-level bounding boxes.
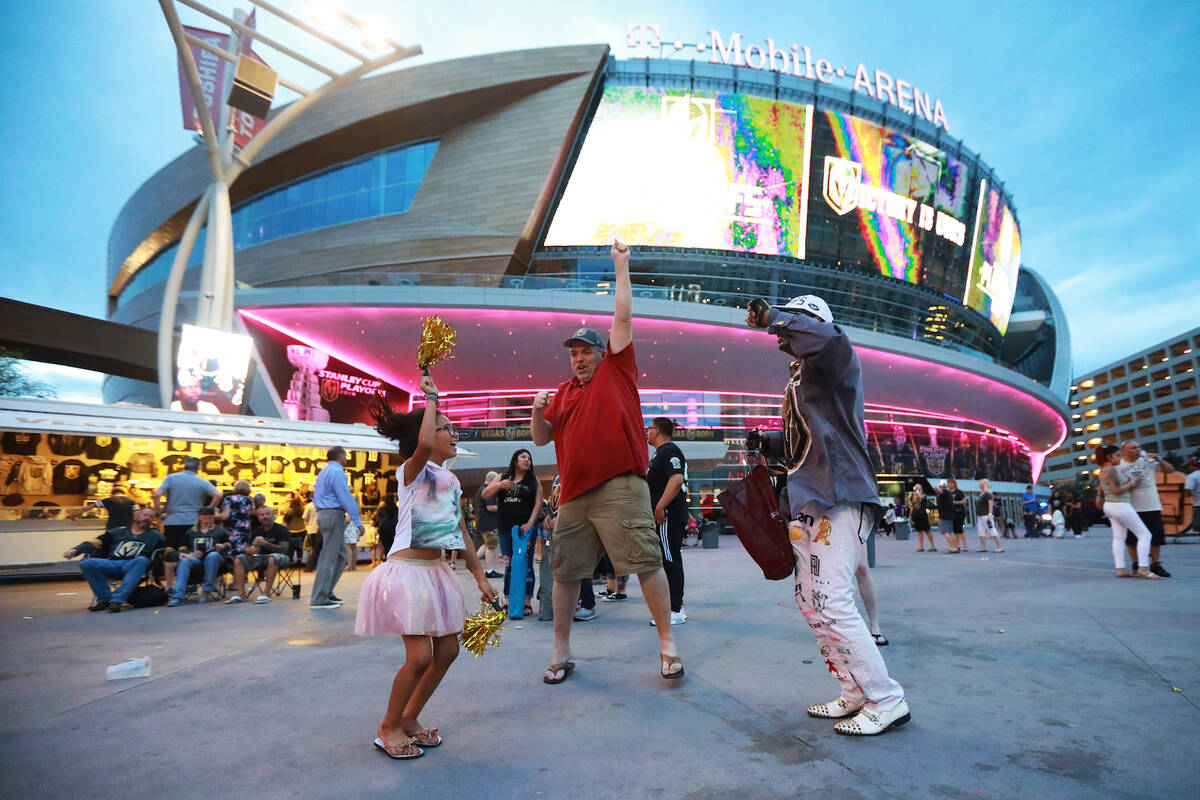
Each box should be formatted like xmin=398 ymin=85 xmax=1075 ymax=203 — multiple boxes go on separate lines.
xmin=354 ymin=558 xmax=467 ymax=637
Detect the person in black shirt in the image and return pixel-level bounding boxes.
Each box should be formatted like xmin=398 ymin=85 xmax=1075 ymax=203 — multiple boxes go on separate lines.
xmin=167 ymin=506 xmax=230 ymax=605
xmin=647 ymin=417 xmax=688 ymax=624
xmin=68 ymin=485 xmax=136 ymax=530
xmin=935 ymin=482 xmax=958 ymax=553
xmin=482 ymin=449 xmax=543 ymax=613
xmin=948 ymin=478 xmax=968 ymax=553
xmin=62 ymin=507 xmax=164 ymax=612
xmin=226 ymin=505 xmax=293 ymax=604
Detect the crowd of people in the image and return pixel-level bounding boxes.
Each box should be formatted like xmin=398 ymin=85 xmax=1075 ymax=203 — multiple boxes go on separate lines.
xmin=56 ymin=241 xmax=1199 ymax=759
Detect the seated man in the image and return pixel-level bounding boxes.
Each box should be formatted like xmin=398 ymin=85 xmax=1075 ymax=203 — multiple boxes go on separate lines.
xmin=226 ymin=505 xmax=293 ymax=604
xmin=168 ymin=506 xmax=230 ymax=606
xmin=62 ymin=507 xmax=164 ymax=613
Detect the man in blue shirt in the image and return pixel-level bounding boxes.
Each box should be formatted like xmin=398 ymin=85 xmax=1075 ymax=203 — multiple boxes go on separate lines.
xmin=1019 ymin=485 xmax=1039 ymax=538
xmin=310 ymin=447 xmax=363 ymax=608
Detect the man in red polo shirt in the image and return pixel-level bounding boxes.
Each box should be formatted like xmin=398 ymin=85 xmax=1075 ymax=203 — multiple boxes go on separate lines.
xmin=531 ymin=241 xmax=683 ymax=685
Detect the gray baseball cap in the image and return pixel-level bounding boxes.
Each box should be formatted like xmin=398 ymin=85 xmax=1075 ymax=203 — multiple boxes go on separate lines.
xmin=562 ymin=327 xmax=606 ymax=348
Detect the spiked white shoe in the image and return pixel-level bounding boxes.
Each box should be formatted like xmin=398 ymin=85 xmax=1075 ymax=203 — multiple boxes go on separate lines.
xmin=806 ymin=697 xmax=864 ymax=719
xmin=833 ymin=699 xmax=911 ymax=735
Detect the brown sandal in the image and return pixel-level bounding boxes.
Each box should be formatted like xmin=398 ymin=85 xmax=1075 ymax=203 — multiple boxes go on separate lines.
xmin=543 ymin=661 xmax=575 ymax=684
xmin=661 ymin=653 xmax=685 ymax=680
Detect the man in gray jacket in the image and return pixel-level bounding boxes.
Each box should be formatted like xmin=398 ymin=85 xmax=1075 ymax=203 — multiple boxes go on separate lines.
xmin=747 ymin=294 xmax=908 ymax=736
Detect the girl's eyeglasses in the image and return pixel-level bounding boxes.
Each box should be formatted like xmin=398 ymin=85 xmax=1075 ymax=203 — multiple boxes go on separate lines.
xmin=435 ymin=425 xmax=457 ymax=435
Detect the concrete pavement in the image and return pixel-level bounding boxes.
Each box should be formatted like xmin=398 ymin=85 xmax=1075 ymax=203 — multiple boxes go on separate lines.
xmin=1 ymin=531 xmax=1198 ymax=799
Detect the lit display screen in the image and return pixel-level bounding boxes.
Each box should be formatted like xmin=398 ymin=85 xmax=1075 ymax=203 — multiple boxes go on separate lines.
xmin=807 ymin=111 xmax=973 ymax=299
xmin=965 ymin=180 xmax=1022 ymax=335
xmin=544 ymin=86 xmax=813 ymax=257
xmin=867 ymin=421 xmax=1030 ymax=484
xmin=173 ymin=325 xmax=253 ymax=415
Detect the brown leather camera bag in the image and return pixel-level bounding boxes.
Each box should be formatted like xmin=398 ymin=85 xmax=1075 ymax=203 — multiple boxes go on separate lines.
xmin=717 ymin=466 xmax=794 ymax=580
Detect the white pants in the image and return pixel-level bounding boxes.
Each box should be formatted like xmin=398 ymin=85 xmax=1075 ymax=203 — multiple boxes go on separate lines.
xmin=791 ymin=502 xmax=904 ymax=714
xmin=975 ymin=515 xmax=997 ymax=538
xmin=1103 ymin=501 xmax=1150 ymax=569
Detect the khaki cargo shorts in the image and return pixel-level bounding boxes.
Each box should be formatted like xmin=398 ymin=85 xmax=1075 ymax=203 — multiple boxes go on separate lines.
xmin=550 ymin=473 xmax=662 ymax=580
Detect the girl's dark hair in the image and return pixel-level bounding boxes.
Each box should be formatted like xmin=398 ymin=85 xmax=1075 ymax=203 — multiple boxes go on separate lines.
xmin=651 ymin=416 xmax=676 ymax=437
xmin=1094 ymin=443 xmax=1120 ymax=466
xmin=369 ymin=394 xmax=426 ymax=459
xmin=502 ymin=448 xmax=534 ymax=482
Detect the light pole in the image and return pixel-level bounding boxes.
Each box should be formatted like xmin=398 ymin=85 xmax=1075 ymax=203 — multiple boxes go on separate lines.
xmin=156 ymin=0 xmax=421 ymax=408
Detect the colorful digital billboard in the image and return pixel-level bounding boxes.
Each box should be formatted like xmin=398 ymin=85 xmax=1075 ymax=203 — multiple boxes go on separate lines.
xmin=807 ymin=111 xmax=973 ymax=299
xmin=965 ymin=180 xmax=1022 ymax=335
xmin=173 ymin=325 xmax=253 ymax=415
xmin=544 ymin=86 xmax=813 ymax=257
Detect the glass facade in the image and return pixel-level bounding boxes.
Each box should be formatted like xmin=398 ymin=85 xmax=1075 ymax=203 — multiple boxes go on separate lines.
xmin=117 ymin=140 xmax=439 ymax=305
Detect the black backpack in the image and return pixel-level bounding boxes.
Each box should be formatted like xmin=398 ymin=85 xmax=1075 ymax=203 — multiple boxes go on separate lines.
xmin=128 ymin=584 xmax=169 ymax=608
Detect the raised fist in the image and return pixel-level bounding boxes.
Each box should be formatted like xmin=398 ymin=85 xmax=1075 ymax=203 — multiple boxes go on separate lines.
xmin=533 ymin=391 xmax=549 ymax=411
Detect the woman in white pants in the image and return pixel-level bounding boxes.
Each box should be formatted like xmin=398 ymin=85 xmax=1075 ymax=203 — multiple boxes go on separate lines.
xmin=974 ymin=479 xmax=1005 ymax=553
xmin=1096 ymin=444 xmax=1160 ymax=579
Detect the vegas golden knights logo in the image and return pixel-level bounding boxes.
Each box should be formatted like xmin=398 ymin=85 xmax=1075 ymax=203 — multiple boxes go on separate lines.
xmin=812 ymin=517 xmax=832 ymax=546
xmin=823 ymin=156 xmax=861 ymax=216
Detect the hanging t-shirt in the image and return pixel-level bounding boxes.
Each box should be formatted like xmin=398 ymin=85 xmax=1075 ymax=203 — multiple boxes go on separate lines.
xmin=648 ymin=440 xmax=689 ymax=517
xmin=88 ymin=462 xmax=131 ymax=483
xmin=166 ymin=440 xmax=193 ymax=452
xmin=200 ymin=455 xmax=229 ymax=476
xmin=292 ymin=457 xmax=315 ymax=474
xmin=52 ymin=459 xmax=89 ymax=494
xmin=1 ymin=432 xmax=41 ymax=455
xmin=84 ymin=436 xmax=121 ymax=460
xmin=127 ymin=452 xmax=157 ymax=476
xmin=227 ymin=462 xmax=263 ymax=481
xmin=160 ymin=454 xmax=191 ymax=474
xmin=23 ymin=456 xmax=53 ymax=495
xmin=389 ymin=463 xmax=464 ymax=554
xmin=47 ymin=435 xmax=87 ymax=456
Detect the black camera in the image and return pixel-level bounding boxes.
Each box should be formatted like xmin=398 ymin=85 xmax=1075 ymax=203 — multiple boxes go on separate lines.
xmin=744 ymin=428 xmax=786 ymax=463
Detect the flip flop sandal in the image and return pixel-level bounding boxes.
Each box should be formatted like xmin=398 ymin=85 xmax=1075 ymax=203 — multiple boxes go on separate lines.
xmin=374 ymin=737 xmax=424 ymax=759
xmin=872 ymin=633 xmax=889 ymax=647
xmin=543 ymin=661 xmax=575 ymax=684
xmin=660 ymin=653 xmax=685 ymax=680
xmin=412 ymin=728 xmax=441 ymax=747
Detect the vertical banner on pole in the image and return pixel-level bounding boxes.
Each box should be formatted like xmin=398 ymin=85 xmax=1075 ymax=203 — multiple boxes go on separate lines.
xmin=177 ymin=22 xmax=268 ymax=148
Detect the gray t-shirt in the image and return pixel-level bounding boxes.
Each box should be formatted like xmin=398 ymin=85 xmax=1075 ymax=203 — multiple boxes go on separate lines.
xmin=157 ymin=471 xmax=218 ymax=525
xmin=1118 ymin=457 xmax=1160 ymax=512
xmin=1185 ymin=470 xmax=1200 ymax=511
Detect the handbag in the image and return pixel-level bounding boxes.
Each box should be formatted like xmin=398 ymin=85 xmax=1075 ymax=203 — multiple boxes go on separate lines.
xmin=717 ymin=466 xmax=793 ymax=581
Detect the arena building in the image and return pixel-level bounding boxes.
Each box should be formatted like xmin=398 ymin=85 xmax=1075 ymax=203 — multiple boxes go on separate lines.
xmin=102 ymin=44 xmax=1071 ymax=498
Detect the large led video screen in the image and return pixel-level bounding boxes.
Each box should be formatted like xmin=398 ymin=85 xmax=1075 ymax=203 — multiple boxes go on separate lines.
xmin=544 ymin=86 xmax=813 ymax=257
xmin=807 ymin=111 xmax=974 ymax=299
xmin=965 ymin=181 xmax=1022 ymax=335
xmin=173 ymin=325 xmax=253 ymax=415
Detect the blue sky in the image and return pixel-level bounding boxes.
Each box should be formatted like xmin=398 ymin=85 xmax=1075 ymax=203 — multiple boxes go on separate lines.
xmin=1 ymin=0 xmax=1197 ymax=401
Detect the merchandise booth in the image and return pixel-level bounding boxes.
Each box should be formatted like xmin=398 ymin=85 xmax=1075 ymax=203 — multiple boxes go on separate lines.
xmin=0 ymin=397 xmax=404 ymax=570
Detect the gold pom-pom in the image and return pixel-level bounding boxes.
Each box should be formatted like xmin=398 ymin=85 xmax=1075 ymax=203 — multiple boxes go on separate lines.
xmin=459 ymin=602 xmax=506 ymax=658
xmin=416 ymin=316 xmax=457 ymax=372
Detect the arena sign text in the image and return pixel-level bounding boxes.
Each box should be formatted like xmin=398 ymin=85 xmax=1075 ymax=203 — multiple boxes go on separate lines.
xmin=627 ymin=24 xmax=949 ymax=132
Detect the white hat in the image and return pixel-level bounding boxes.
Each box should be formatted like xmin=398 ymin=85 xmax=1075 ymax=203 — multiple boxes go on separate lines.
xmin=782 ymin=295 xmax=833 ymax=323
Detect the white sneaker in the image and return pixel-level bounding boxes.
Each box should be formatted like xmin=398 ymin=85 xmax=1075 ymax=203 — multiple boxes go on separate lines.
xmin=254 ymin=595 xmax=272 ymax=604
xmin=806 ymin=696 xmax=864 ymax=719
xmin=833 ymin=699 xmax=911 ymax=735
xmin=649 ymin=611 xmax=687 ymax=626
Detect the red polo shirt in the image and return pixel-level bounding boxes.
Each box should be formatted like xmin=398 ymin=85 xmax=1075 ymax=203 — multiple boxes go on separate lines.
xmin=545 ymin=342 xmax=647 ymax=504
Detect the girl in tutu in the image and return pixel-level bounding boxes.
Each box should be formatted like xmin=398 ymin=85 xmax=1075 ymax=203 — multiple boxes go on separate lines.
xmin=357 ymin=374 xmax=498 ymax=759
